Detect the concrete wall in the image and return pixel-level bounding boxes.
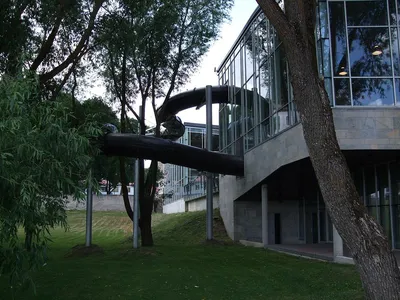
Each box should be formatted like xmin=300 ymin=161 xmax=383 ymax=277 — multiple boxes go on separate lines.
xmin=334 ymin=108 xmax=400 ymax=149
xmin=234 ymin=201 xmax=262 ymax=242
xmin=66 ymin=195 xmax=133 ymax=211
xmin=219 ymin=107 xmax=400 ymax=238
xmin=234 ymin=199 xmax=300 ymax=244
xmin=219 ymin=124 xmax=308 ymax=239
xmin=186 ymin=193 xmax=219 ymax=212
xmin=268 ymin=200 xmax=300 ymax=245
xmin=162 ymin=199 xmax=186 ymax=214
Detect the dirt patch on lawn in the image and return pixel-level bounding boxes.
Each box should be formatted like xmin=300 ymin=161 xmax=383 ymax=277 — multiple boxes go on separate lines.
xmin=120 ymin=247 xmax=160 ymax=257
xmin=65 ymin=244 xmax=104 ymax=258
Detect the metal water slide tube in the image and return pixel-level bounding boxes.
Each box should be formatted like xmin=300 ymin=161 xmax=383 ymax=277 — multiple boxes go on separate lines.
xmin=101 ymin=86 xmax=248 ymax=176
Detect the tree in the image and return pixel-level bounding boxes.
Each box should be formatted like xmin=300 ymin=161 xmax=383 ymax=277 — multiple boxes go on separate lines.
xmin=0 ymin=73 xmax=100 ymax=289
xmin=0 ymin=0 xmax=105 ymax=94
xmin=256 ymin=0 xmax=400 ymax=299
xmin=96 ymin=0 xmax=233 ymax=246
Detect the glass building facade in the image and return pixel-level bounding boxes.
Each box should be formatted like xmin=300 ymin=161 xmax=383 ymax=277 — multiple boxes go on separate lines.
xmin=218 ymin=1 xmax=400 ymax=250
xmin=218 ymin=0 xmax=400 ymax=155
xmin=163 ymin=123 xmax=219 ymax=204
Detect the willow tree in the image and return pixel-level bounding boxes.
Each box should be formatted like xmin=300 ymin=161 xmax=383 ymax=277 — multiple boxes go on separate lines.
xmin=255 ymin=0 xmax=400 ymax=299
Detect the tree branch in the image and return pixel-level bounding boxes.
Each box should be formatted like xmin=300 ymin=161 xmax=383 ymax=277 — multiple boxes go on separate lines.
xmin=256 ymin=0 xmax=293 ymax=39
xmin=39 ymin=0 xmax=104 ymax=83
xmin=51 ymin=46 xmax=88 ymax=100
xmin=30 ymin=4 xmax=66 ymax=71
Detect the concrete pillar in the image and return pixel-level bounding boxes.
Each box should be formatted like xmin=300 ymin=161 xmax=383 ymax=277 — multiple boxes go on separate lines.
xmin=261 ymin=184 xmax=268 ymax=248
xmin=333 ymin=225 xmax=343 ymax=258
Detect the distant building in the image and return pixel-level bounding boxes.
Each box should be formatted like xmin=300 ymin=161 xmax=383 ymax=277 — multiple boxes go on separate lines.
xmin=163 ymin=122 xmax=219 ymax=205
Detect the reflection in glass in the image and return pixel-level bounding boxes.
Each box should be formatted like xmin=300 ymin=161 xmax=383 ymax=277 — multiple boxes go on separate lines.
xmin=334 ymin=78 xmax=351 ymax=105
xmin=391 ymin=28 xmax=400 ymax=76
xmin=259 ymin=62 xmax=271 ymax=122
xmin=395 ymin=79 xmax=400 ymax=106
xmin=352 ymin=79 xmax=394 ymax=106
xmin=329 ymin=2 xmax=348 ymax=76
xmin=354 ymin=169 xmax=364 ymax=204
xmin=322 ymin=39 xmax=332 ymax=77
xmin=234 ymin=52 xmax=241 ymax=88
xmin=348 ymin=28 xmax=391 ymax=77
xmin=275 ymin=46 xmax=288 ymax=112
xmin=260 ymin=117 xmax=271 ymax=141
xmin=319 ymin=2 xmax=329 ymax=39
xmin=377 ymin=164 xmax=391 ymax=239
xmin=226 ymin=104 xmax=233 ymax=146
xmin=389 ymin=0 xmax=397 ymax=25
xmin=365 ymin=166 xmax=378 ymax=221
xmin=346 ymin=0 xmax=387 ymax=26
xmin=245 ymin=38 xmax=254 ymax=82
xmin=219 ymin=105 xmax=226 ymax=151
xmin=324 ymin=79 xmax=333 ymax=105
xmin=390 ymin=163 xmax=400 ymax=248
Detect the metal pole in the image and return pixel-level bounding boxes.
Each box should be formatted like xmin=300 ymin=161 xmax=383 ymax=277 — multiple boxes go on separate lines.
xmin=133 ymin=106 xmax=142 ymax=248
xmin=85 ymin=170 xmax=93 ymax=247
xmin=206 ymin=85 xmax=213 ymax=240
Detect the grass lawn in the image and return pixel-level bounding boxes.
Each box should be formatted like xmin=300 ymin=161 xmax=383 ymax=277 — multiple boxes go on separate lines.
xmin=0 ymin=210 xmax=364 ymax=299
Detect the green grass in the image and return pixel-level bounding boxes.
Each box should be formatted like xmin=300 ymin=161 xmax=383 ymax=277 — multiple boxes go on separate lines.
xmin=0 ymin=210 xmax=364 ymax=299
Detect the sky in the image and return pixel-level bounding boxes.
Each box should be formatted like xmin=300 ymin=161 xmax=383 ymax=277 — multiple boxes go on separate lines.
xmin=89 ymin=0 xmax=258 ymax=128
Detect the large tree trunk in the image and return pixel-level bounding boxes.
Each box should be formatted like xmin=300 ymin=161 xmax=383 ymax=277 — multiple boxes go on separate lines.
xmin=119 ymin=97 xmax=133 ymax=221
xmin=257 ymin=0 xmax=400 ymax=299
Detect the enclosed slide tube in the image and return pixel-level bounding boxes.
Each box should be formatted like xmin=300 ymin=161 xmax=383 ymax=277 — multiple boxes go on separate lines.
xmin=101 ymin=86 xmax=245 ymax=176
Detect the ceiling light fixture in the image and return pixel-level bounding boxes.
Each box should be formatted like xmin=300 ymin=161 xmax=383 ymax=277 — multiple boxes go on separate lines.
xmin=338 ymin=66 xmax=347 ymax=76
xmin=372 ymin=45 xmax=383 ymax=56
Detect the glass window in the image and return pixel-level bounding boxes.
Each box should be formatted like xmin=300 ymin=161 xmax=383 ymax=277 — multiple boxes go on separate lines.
xmin=365 ymin=166 xmax=379 ymax=221
xmin=354 ymin=168 xmax=364 ymax=204
xmin=348 ymin=28 xmax=392 ymax=77
xmin=390 ymin=162 xmax=400 ymax=248
xmin=334 ymin=78 xmax=351 ymax=105
xmin=259 ymin=22 xmax=271 ymax=64
xmin=329 ymin=2 xmax=349 ymax=76
xmin=346 ymin=0 xmax=388 ymax=26
xmin=389 ymin=0 xmax=397 ymax=25
xmin=319 ymin=2 xmax=329 ymax=39
xmin=234 ymin=52 xmax=241 ymax=88
xmin=226 ymin=104 xmax=233 ymax=146
xmin=259 ymin=61 xmax=271 ymax=122
xmin=395 ymin=79 xmax=400 ymax=106
xmin=244 ymin=35 xmax=255 ymax=82
xmin=377 ymin=164 xmax=391 ymax=239
xmin=324 ymin=78 xmax=333 ymax=105
xmin=274 ymin=46 xmax=289 ymax=112
xmin=352 ymin=78 xmax=394 ymax=106
xmin=391 ymin=28 xmax=400 ymax=76
xmin=190 ymin=132 xmax=202 ymax=148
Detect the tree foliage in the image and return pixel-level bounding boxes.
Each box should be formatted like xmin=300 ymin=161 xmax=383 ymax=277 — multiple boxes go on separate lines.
xmin=0 ymin=0 xmax=105 ymax=94
xmin=0 ymin=73 xmax=101 ymax=289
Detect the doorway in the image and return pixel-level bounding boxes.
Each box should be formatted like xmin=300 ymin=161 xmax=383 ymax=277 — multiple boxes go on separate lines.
xmin=312 ymin=212 xmax=318 ymax=243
